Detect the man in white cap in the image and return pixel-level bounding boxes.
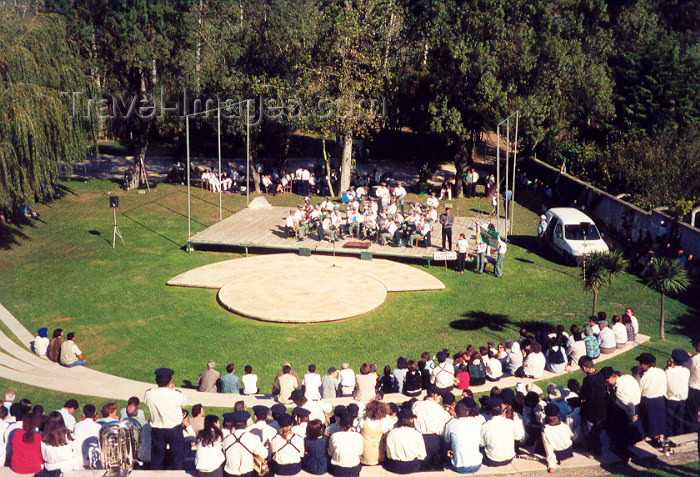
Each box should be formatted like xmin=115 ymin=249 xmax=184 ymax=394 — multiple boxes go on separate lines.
xmin=537 ymin=214 xmax=548 ymax=251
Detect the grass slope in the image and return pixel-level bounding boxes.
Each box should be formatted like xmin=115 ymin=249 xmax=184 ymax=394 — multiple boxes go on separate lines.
xmin=0 ymin=180 xmax=695 ymax=398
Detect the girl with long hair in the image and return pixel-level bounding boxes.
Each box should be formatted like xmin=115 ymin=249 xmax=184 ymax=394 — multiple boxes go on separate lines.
xmin=195 ymin=415 xmax=224 ymax=477
xmin=41 ymin=411 xmax=75 ymax=473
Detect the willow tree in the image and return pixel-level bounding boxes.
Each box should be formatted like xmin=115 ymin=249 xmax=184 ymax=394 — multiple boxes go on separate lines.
xmin=0 ymin=9 xmax=95 ymax=211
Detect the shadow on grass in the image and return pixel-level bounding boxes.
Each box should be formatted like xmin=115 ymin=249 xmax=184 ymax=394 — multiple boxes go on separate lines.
xmin=88 ymin=229 xmax=111 ymax=246
xmin=121 ymin=213 xmax=183 ymax=248
xmin=451 ymin=311 xmax=510 ymax=332
xmin=668 ymin=307 xmax=700 ymax=342
xmin=0 ymin=224 xmax=31 ymax=250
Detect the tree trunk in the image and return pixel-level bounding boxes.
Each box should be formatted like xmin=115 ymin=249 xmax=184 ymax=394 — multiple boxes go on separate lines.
xmin=339 ymin=133 xmax=353 ymax=193
xmin=280 ymin=130 xmax=290 ymax=172
xmin=322 ymin=139 xmax=335 ymax=197
xmin=453 ymin=140 xmax=469 ymax=198
xmin=592 ymin=290 xmax=598 ymax=316
xmin=249 ymin=149 xmax=262 ymax=193
xmin=659 ymin=290 xmax=666 ymax=341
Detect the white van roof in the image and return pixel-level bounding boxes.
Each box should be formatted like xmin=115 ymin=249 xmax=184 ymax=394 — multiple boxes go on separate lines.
xmin=546 ymin=207 xmax=594 ymax=224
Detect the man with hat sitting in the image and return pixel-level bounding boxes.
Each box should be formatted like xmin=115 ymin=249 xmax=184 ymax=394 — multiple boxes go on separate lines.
xmin=541 ymin=402 xmax=574 ymax=472
xmin=269 ymin=413 xmax=305 ymax=475
xmin=384 ymin=408 xmax=427 ymax=474
xmin=412 ymin=385 xmax=451 ymax=470
xmin=636 ymin=352 xmax=669 ymax=447
xmin=144 ymin=368 xmax=188 ymax=470
xmin=249 ymin=405 xmax=277 ymax=450
xmin=223 ymin=410 xmax=268 ymax=477
xmin=479 ymin=396 xmax=524 ymax=467
xmin=291 ymin=406 xmax=311 ymax=437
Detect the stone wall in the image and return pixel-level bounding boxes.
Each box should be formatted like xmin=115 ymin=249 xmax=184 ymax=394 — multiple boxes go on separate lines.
xmin=525 ymin=158 xmax=700 ymax=257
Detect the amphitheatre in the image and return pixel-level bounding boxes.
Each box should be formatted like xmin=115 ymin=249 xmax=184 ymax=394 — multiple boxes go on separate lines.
xmin=1 ymin=2 xmax=698 ymax=475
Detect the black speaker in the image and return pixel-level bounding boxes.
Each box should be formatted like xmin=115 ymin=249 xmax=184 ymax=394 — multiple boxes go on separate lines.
xmin=109 ymin=196 xmax=119 ymax=208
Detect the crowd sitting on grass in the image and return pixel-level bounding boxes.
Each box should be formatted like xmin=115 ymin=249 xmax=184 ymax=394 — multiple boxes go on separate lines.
xmin=4 ymin=332 xmax=700 ymax=476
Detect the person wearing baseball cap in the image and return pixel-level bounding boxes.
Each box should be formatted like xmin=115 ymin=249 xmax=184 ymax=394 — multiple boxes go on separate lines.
xmin=666 ymin=349 xmax=691 ymax=437
xmin=144 ymin=368 xmax=187 ymax=470
xmin=223 ymin=410 xmax=268 ymax=477
xmin=635 ymin=352 xmax=668 ymax=447
xmin=541 ymin=402 xmax=574 ymax=472
xmin=384 ymin=408 xmax=426 ymax=474
xmin=269 ymin=413 xmax=305 ymax=475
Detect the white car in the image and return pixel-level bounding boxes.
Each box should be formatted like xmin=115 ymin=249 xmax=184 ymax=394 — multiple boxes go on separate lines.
xmin=544 ymin=207 xmax=609 ymax=264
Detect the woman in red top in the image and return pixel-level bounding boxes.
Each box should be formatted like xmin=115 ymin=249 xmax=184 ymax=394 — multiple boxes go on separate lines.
xmin=10 ymin=414 xmax=43 ymax=474
xmin=455 ymin=363 xmax=471 ymax=390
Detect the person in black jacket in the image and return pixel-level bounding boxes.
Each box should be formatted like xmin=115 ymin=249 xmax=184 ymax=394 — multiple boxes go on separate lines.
xmin=578 ymin=356 xmax=607 ymax=455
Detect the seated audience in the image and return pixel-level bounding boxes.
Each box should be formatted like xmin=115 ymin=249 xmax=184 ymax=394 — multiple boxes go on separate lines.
xmin=32 ymin=328 xmax=49 ymax=359
xmin=41 ymin=411 xmax=77 ymax=473
xmin=322 ymin=367 xmax=340 ymax=399
xmin=223 ymin=411 xmax=267 ymax=477
xmin=384 ymin=408 xmax=427 ymax=474
xmin=611 ymin=315 xmax=628 ymax=348
xmin=353 ymin=363 xmax=377 ymax=403
xmin=328 ymin=412 xmax=363 ymax=476
xmin=269 ymin=414 xmax=305 ymax=475
xmin=9 ymin=413 xmax=42 ymax=475
xmin=195 ymin=415 xmax=224 ymax=477
xmin=444 ymin=400 xmax=484 ymax=474
xmin=221 ymin=364 xmax=241 ymax=394
xmin=303 ymin=364 xmax=322 ymax=401
xmin=479 ymin=398 xmax=524 ymax=467
xmin=73 ymin=404 xmax=101 ymax=469
xmin=241 ymin=365 xmax=258 ymax=395
xmin=541 ymin=403 xmax=573 ymax=472
xmin=378 ymin=365 xmax=399 ymax=395
xmin=597 ymin=321 xmax=616 ymax=354
xmin=338 ymin=363 xmax=356 ymax=397
xmin=47 ymin=328 xmax=63 ymax=363
xmin=120 ymin=396 xmax=146 ymax=427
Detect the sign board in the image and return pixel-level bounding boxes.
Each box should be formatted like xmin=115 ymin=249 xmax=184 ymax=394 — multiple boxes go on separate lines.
xmin=480 ymin=229 xmax=501 ymax=249
xmin=433 ymin=251 xmax=457 ymax=261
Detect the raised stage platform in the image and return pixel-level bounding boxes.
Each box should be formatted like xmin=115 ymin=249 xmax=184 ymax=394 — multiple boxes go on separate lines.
xmin=188 ymin=206 xmax=498 ymax=261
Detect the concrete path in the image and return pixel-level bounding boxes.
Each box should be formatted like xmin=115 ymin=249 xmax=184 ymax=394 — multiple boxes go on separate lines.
xmin=0 ymin=301 xmax=649 ymax=409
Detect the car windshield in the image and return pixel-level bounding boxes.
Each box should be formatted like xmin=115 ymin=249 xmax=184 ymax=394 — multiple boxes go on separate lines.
xmin=564 ymin=223 xmax=601 ymax=240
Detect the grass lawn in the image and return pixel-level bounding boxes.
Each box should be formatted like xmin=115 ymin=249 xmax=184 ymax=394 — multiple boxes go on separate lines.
xmin=0 ymin=179 xmax=696 ymax=410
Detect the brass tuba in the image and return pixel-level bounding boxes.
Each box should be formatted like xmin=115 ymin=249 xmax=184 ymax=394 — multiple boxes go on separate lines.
xmin=99 ymin=420 xmax=141 ymax=476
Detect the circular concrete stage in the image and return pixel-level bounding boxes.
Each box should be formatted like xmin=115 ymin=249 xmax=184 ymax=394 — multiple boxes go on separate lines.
xmin=218 ymin=267 xmax=387 ymax=323
xmin=168 ymin=254 xmax=445 ymax=323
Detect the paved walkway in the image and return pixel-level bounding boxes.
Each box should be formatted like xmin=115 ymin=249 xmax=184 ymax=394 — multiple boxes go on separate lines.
xmin=0 ymin=301 xmax=649 ymax=408
xmin=168 ymin=255 xmax=444 ymax=323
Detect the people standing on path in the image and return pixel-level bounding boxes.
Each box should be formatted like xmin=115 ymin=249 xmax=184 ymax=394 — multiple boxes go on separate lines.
xmin=440 ymin=205 xmax=454 ymax=251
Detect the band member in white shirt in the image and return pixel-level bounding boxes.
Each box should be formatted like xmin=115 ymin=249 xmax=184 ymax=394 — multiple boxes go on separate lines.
xmin=384 ymin=408 xmax=427 ymax=474
xmin=144 ymin=368 xmax=188 ymax=470
xmin=636 ymin=353 xmax=668 ymax=447
xmin=269 ymin=414 xmax=305 ymax=475
xmin=328 ymin=413 xmax=363 ymax=476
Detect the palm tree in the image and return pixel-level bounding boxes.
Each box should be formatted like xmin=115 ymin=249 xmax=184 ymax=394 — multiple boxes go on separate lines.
xmin=642 ymin=257 xmax=690 ymax=341
xmin=581 ymin=251 xmax=628 ymax=315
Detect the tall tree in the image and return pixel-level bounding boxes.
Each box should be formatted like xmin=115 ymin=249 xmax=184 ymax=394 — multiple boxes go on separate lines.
xmin=0 ymin=7 xmax=95 ymax=211
xmin=643 ymin=257 xmax=690 ymax=341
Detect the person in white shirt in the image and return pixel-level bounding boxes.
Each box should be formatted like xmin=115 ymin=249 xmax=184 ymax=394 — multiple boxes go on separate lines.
xmin=194 ymin=414 xmax=225 ymax=476
xmin=60 ymin=332 xmax=87 ymax=367
xmin=611 ymin=315 xmax=628 ymax=348
xmin=72 ymin=404 xmax=102 ymax=469
xmin=456 ymin=233 xmax=468 ymax=274
xmin=222 ymin=411 xmax=268 ymax=477
xmin=338 ymin=363 xmax=356 ymax=396
xmin=686 ymin=337 xmax=700 ymax=435
xmin=32 ymin=328 xmax=50 ymax=358
xmin=120 ymin=396 xmax=147 ymax=428
xmin=303 ymin=364 xmax=322 ymax=401
xmin=597 ymin=321 xmax=616 ymax=354
xmin=486 ymin=350 xmax=503 ymax=381
xmin=57 ymin=399 xmax=79 ymax=432
xmin=241 ymin=365 xmax=258 ymax=395
xmin=444 ymin=401 xmax=484 ymax=473
xmin=42 ymin=411 xmax=77 ymax=473
xmin=635 ymin=353 xmax=668 ymax=446
xmin=393 ymin=182 xmax=407 ymax=212
xmin=426 ymin=193 xmax=439 ymax=208
xmin=292 ymin=407 xmax=311 ymax=437
xmin=144 ymin=368 xmax=188 ymax=470
xmin=480 ymin=397 xmax=524 ymax=467
xmin=666 ymin=349 xmax=691 ymax=436
xmin=520 ymin=342 xmax=545 ymax=379
xmin=541 ymin=403 xmax=573 ymax=472
xmin=624 ymin=307 xmax=639 ymax=335
xmin=269 ymin=414 xmax=305 ymax=475
xmin=383 ymin=408 xmax=427 ymax=474
xmin=412 ymin=386 xmax=451 ymax=470
xmin=431 ymin=351 xmax=455 ymax=392
xmin=328 ymin=413 xmax=363 ymax=476
xmin=249 ymin=406 xmax=277 ymax=449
